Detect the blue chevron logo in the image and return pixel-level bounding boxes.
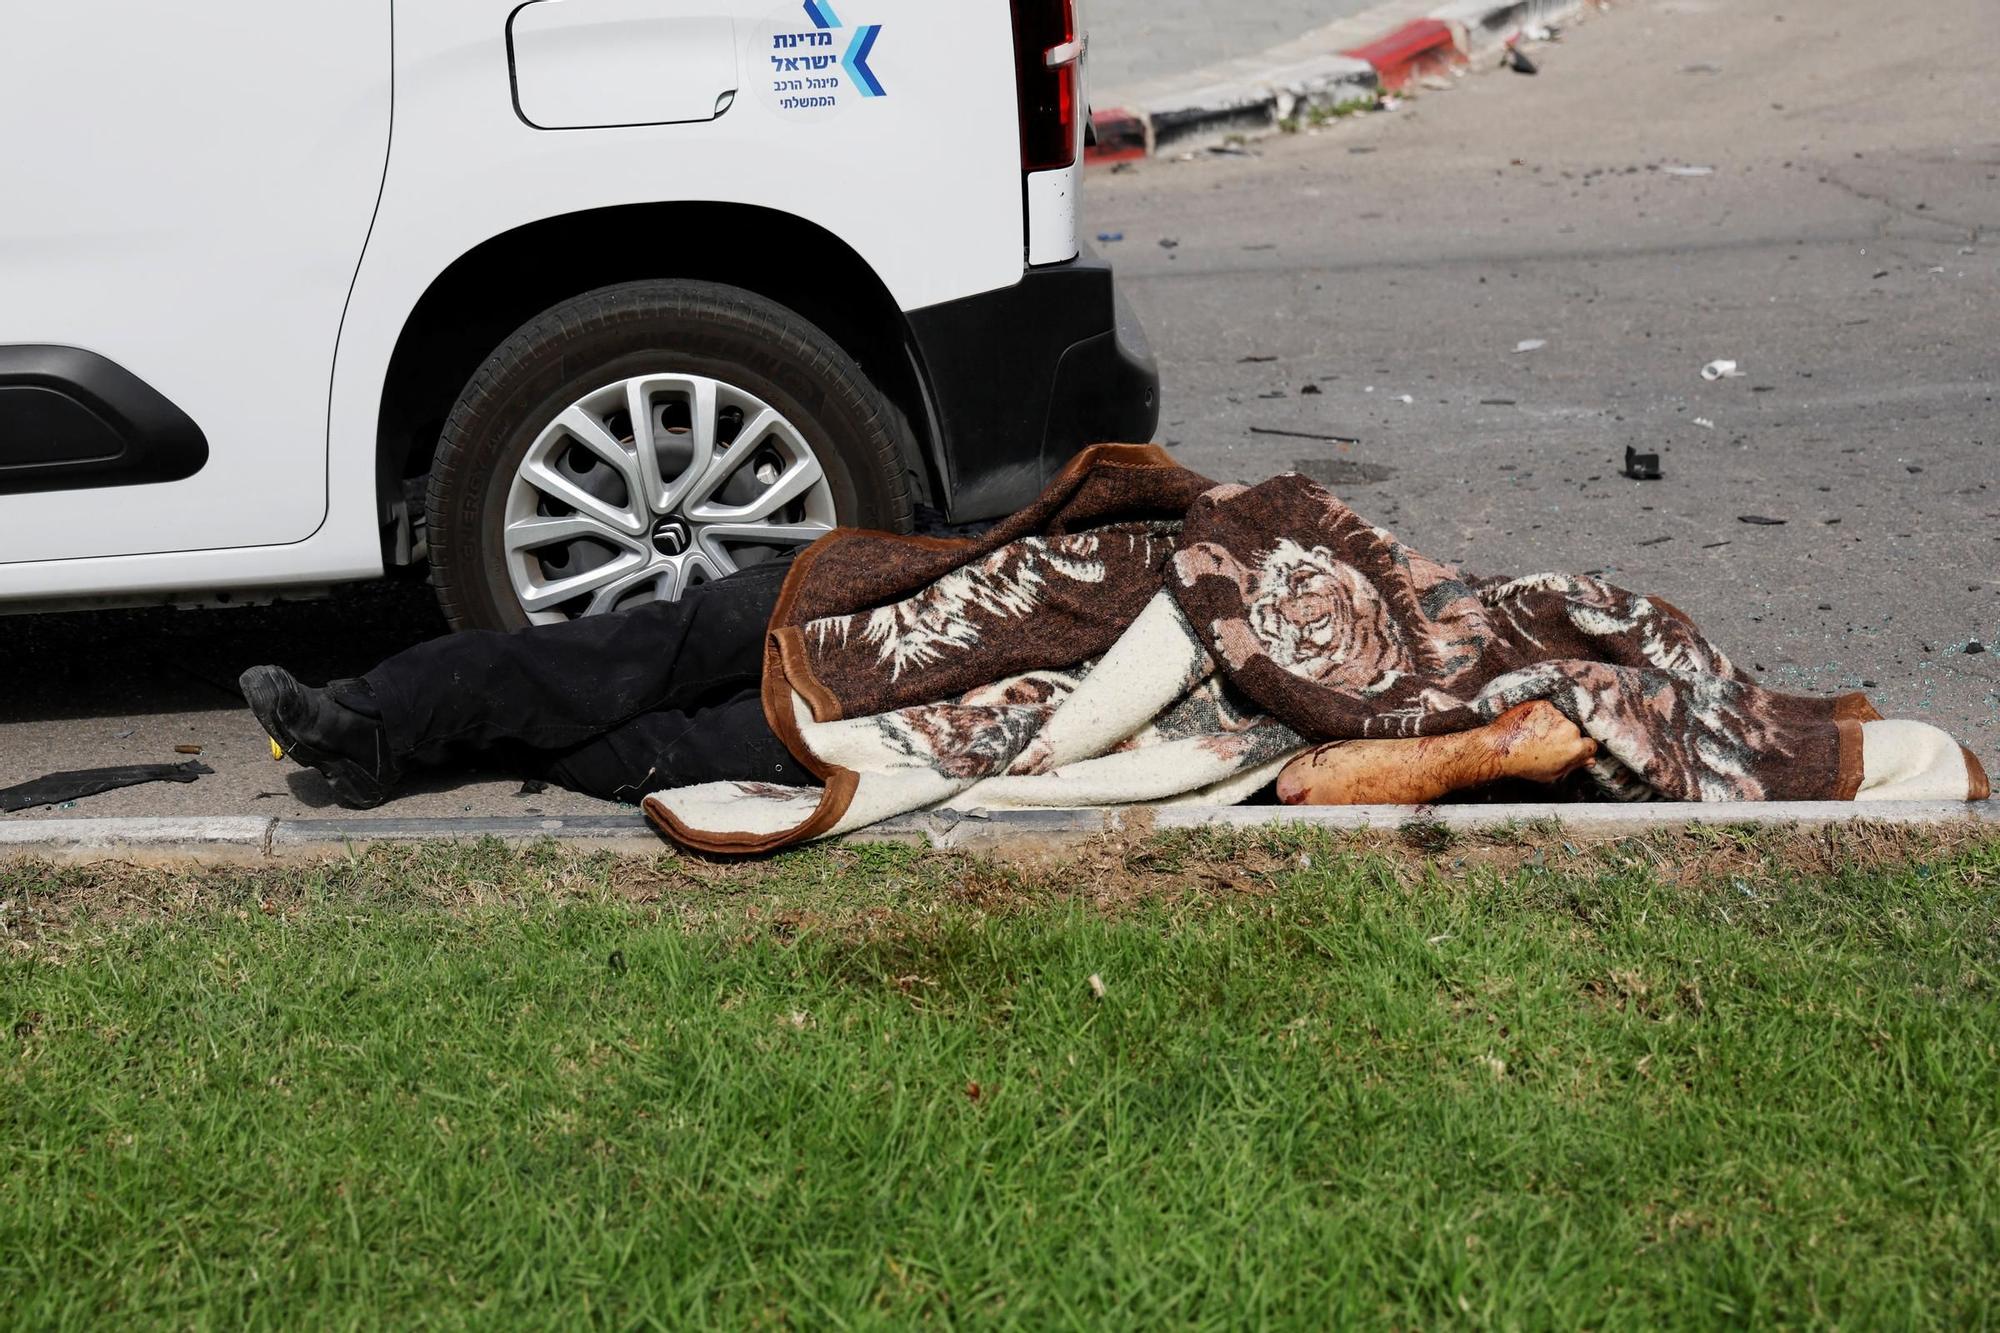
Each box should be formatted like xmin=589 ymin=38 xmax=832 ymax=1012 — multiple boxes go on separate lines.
xmin=842 ymin=23 xmax=885 ymax=97
xmin=802 ymin=0 xmax=841 ymax=29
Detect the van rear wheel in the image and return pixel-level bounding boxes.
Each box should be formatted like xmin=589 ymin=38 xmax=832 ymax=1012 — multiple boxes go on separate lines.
xmin=427 ymin=280 xmax=912 ymax=631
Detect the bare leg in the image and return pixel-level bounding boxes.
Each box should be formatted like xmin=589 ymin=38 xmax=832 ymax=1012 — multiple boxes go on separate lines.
xmin=1275 ymin=701 xmax=1598 ymax=806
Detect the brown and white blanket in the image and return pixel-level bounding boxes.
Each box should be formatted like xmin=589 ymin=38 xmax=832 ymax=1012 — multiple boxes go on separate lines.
xmin=645 ymin=444 xmax=1894 ymax=854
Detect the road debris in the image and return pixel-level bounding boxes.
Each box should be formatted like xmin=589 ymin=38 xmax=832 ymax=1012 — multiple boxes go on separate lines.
xmin=0 ymin=760 xmax=213 ymax=814
xmin=1663 ymin=165 xmax=1714 ymax=177
xmin=1701 ymin=359 xmax=1745 ymax=380
xmin=1252 ymin=426 xmax=1362 ymax=444
xmin=1158 ymin=237 xmax=1180 ymax=249
xmin=1087 ymin=973 xmax=1107 ymax=1000
xmin=1737 ymin=515 xmax=1787 ymax=526
xmin=174 ymin=744 xmax=203 ymax=755
xmin=1095 ymin=231 xmax=1124 ymax=243
xmin=1624 ymin=446 xmax=1662 ymax=480
xmin=1300 ymin=383 xmax=1322 ymax=395
xmin=1504 ymin=47 xmax=1538 ymax=75
xmin=1515 ymin=338 xmax=1547 ymax=352
xmin=1966 ymin=641 xmax=1988 ymax=655
xmin=1693 ymin=417 xmax=1715 ymax=430
xmin=1239 ymin=354 xmax=1277 ymax=363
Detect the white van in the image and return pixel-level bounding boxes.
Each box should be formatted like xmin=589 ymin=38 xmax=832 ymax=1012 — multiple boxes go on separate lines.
xmin=0 ymin=0 xmax=1157 ymax=629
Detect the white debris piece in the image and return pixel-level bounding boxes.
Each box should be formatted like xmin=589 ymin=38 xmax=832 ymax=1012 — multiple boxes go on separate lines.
xmin=1515 ymin=338 xmax=1547 ymax=352
xmin=1663 ymin=165 xmax=1714 ymax=176
xmin=1701 ymin=359 xmax=1745 ymax=381
xmin=1694 ymin=417 xmax=1715 ymax=430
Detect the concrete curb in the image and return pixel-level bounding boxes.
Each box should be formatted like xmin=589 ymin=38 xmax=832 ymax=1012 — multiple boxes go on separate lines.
xmin=1087 ymin=0 xmax=1588 ymax=160
xmin=868 ymin=800 xmax=1999 ymax=854
xmin=0 ymin=802 xmax=1990 ymax=863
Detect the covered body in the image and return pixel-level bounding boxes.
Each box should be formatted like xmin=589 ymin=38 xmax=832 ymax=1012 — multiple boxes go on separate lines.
xmin=647 ymin=446 xmax=1918 ymax=853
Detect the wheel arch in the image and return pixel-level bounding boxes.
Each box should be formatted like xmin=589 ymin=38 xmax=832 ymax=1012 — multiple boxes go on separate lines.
xmin=373 ymin=202 xmax=940 ymax=553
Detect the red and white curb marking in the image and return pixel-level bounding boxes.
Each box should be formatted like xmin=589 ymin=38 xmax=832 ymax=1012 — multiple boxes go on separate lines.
xmin=1087 ymin=0 xmax=1587 ymax=163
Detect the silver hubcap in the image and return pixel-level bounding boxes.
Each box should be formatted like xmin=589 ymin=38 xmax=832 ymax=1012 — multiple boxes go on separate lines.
xmin=502 ymin=374 xmax=836 ymax=624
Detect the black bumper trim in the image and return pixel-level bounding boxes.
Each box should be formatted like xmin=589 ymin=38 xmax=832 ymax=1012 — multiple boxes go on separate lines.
xmin=904 ymin=251 xmax=1160 ymax=522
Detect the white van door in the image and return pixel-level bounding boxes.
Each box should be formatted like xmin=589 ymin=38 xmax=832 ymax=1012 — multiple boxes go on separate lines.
xmin=0 ymin=2 xmax=391 ymax=563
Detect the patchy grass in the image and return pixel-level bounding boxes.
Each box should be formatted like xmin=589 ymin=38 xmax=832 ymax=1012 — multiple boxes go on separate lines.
xmin=3 ymin=825 xmax=1998 ymax=1328
xmin=1281 ymin=93 xmax=1381 ymax=132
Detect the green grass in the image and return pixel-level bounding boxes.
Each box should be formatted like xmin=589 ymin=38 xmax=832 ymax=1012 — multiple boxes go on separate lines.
xmin=4 ymin=828 xmax=1998 ymax=1328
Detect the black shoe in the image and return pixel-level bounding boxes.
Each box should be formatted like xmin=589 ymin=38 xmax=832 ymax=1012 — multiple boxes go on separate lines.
xmin=239 ymin=665 xmax=401 ymax=809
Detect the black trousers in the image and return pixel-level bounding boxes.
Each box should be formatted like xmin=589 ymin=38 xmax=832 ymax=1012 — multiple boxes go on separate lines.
xmin=361 ymin=560 xmax=808 ymax=803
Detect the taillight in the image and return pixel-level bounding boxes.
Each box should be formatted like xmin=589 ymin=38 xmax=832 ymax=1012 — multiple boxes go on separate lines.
xmin=1011 ymin=0 xmax=1080 ymax=172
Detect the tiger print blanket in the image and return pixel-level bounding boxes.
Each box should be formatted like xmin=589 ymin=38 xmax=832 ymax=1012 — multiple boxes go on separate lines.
xmin=645 ymin=444 xmax=1881 ymax=854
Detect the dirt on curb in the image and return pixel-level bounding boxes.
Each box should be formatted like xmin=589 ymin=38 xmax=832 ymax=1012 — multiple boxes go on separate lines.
xmin=3 ymin=821 xmax=1993 ymax=955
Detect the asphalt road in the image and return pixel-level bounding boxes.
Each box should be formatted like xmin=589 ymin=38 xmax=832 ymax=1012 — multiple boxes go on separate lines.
xmin=1084 ymin=0 xmax=1381 ymax=95
xmin=1 ymin=0 xmax=1993 ymax=821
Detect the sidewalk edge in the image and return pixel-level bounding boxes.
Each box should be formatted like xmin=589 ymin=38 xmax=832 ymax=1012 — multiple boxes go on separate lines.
xmin=0 ymin=801 xmax=1990 ymax=863
xmin=1087 ymin=0 xmax=1588 ymax=161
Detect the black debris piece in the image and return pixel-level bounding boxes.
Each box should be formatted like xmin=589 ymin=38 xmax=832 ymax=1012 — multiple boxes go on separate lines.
xmin=1737 ymin=515 xmax=1787 ymax=525
xmin=1637 ymin=536 xmax=1673 ymax=547
xmin=1624 ymin=446 xmax=1662 ymax=480
xmin=1504 ymin=46 xmax=1538 ymax=74
xmin=1238 ymin=354 xmax=1277 ymax=363
xmin=518 ymin=779 xmax=549 ymax=796
xmin=1300 ymin=383 xmax=1322 ymax=395
xmin=1158 ymin=237 xmax=1180 ymax=249
xmin=1252 ymin=426 xmax=1362 ymax=444
xmin=1 ymin=760 xmax=213 ymax=814
xmin=1967 ymin=641 xmax=1988 ymax=655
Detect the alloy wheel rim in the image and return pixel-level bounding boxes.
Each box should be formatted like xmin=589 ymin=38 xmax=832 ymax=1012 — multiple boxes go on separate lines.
xmin=501 ymin=373 xmax=835 ymax=623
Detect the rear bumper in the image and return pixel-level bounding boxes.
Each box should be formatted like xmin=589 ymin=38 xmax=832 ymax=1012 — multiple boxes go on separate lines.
xmin=904 ymin=249 xmax=1161 ymax=522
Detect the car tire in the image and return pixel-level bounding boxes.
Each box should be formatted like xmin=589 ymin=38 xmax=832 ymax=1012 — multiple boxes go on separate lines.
xmin=427 ymin=279 xmax=913 ymax=632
